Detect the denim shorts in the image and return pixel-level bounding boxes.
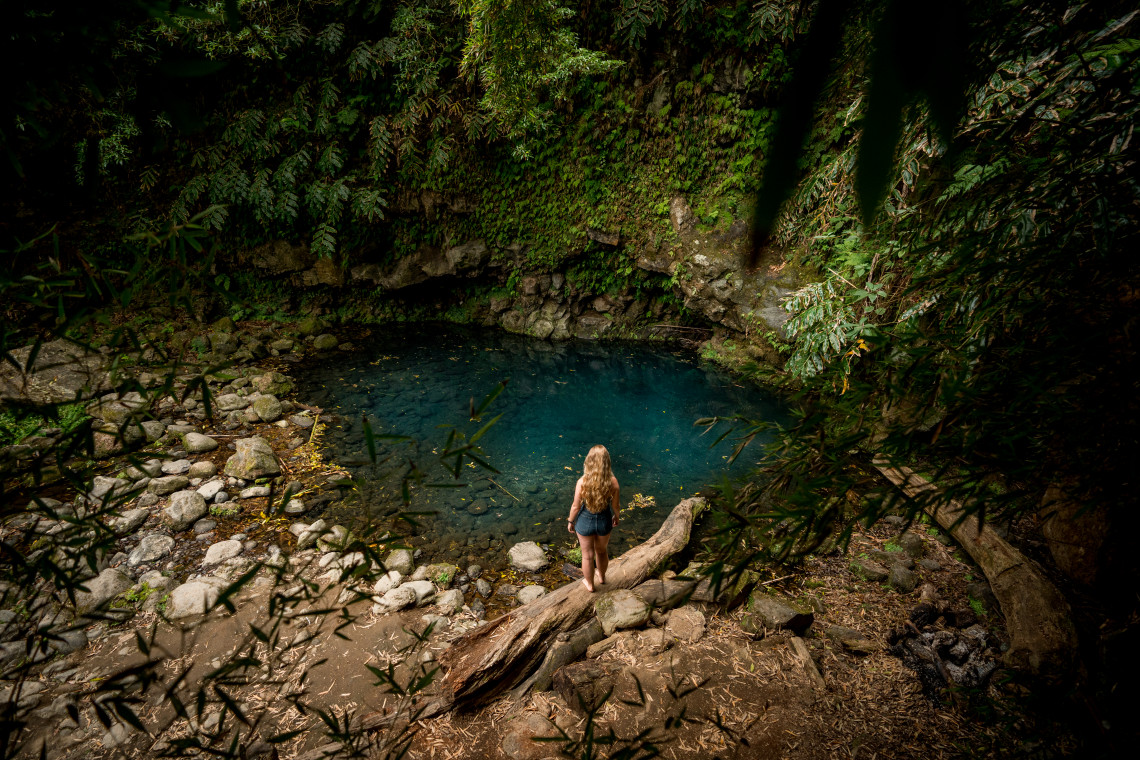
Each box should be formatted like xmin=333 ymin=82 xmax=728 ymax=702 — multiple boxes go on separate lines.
xmin=575 ymin=509 xmax=613 ymax=536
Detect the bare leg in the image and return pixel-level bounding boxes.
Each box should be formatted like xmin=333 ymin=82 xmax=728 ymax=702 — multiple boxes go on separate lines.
xmin=577 ymin=533 xmax=596 ymax=592
xmin=594 ymin=532 xmax=611 ymax=586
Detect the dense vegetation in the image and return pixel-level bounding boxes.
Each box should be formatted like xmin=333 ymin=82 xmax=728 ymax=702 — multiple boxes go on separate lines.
xmin=3 ymin=0 xmax=1139 ymax=756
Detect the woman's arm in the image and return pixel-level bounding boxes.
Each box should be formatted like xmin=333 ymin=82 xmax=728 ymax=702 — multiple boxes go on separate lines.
xmin=611 ymin=476 xmax=620 ymax=526
xmin=567 ymin=478 xmax=583 ymax=532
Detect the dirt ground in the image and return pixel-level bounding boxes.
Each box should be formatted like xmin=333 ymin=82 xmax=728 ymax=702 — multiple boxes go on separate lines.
xmin=10 ymin=513 xmax=1047 ymax=760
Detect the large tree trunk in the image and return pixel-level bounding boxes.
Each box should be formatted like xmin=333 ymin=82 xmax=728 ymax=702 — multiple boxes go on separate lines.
xmin=436 ymin=496 xmax=708 ymax=709
xmin=873 ymin=459 xmax=1078 ymax=677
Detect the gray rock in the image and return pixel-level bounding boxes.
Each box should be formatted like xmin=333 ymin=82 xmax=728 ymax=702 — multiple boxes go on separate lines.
xmin=141 ymin=420 xmax=167 ymax=442
xmin=165 ymin=578 xmax=225 ymax=619
xmin=373 ymin=571 xmax=403 ymax=596
xmin=744 ymin=593 xmax=814 ymax=636
xmin=90 ymin=475 xmax=125 ymax=501
xmin=889 ymin=564 xmax=918 ymax=593
xmin=74 ymin=568 xmax=133 ymax=613
xmin=135 ymin=492 xmax=158 ymax=509
xmin=374 ymin=585 xmax=416 ymax=613
xmin=825 ymin=625 xmax=881 ymax=655
xmin=215 ymin=393 xmax=247 ymax=411
xmin=284 ymin=498 xmax=307 ymax=515
xmin=297 ymin=519 xmax=327 ymax=549
xmin=435 ymin=588 xmax=464 ymax=615
xmin=193 ymin=519 xmax=217 ymax=534
xmin=312 ymin=334 xmax=339 ymax=350
xmin=475 ymin=579 xmax=492 ymax=598
xmin=149 ymin=475 xmax=189 ymax=496
xmin=898 ymin=531 xmax=925 ymax=558
xmin=184 ymin=433 xmax=219 ymax=453
xmin=665 ymin=606 xmax=706 ymax=643
xmin=466 ymin=564 xmax=482 ymax=579
xmin=240 ymin=486 xmax=271 ymax=498
xmin=223 ymin=436 xmax=280 ymax=479
xmin=850 ymin=557 xmax=889 ymax=582
xmin=110 ymin=508 xmax=149 ymax=536
xmin=270 ymin=338 xmax=294 ymax=351
xmin=517 ymin=585 xmax=547 ymax=605
xmin=918 ymin=558 xmax=942 ymax=572
xmin=507 ymin=541 xmax=549 ymax=572
xmin=128 ymin=534 xmax=175 ymax=566
xmin=384 ymin=549 xmax=415 ymax=575
xmin=289 ymin=414 xmax=314 ymax=429
xmin=163 ymin=490 xmax=208 ymax=531
xmin=187 ymin=461 xmax=217 ymax=479
xmin=161 ymin=459 xmax=192 ymax=475
xmin=50 ymin=628 xmax=87 ymax=655
xmin=402 ymin=580 xmax=437 ymax=606
xmin=251 ymin=395 xmax=283 ymax=422
xmin=595 ymin=589 xmax=651 ymax=636
xmin=316 ymin=525 xmax=350 ymax=552
xmin=203 ymin=540 xmax=243 ymax=565
xmin=197 ymin=479 xmax=225 ymax=501
xmin=214 ymin=491 xmax=230 ymax=504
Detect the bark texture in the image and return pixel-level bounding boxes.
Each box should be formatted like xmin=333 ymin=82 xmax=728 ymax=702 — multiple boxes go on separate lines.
xmin=874 ymin=459 xmax=1078 ymax=677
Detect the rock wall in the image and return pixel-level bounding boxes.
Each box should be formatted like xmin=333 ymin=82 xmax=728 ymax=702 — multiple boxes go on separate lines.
xmin=230 ymin=194 xmax=812 ymax=350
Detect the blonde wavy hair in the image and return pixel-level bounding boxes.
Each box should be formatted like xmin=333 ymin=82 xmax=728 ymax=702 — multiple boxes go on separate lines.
xmin=581 ymin=445 xmax=614 ymax=514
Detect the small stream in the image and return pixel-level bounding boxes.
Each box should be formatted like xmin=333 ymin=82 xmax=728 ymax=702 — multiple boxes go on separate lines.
xmin=294 ymin=325 xmax=785 ymax=562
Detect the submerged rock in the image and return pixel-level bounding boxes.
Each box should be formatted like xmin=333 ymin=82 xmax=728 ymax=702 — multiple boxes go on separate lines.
xmin=508 ymin=541 xmax=549 ymax=572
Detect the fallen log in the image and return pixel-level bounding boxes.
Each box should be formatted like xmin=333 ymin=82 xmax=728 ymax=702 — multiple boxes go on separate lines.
xmin=873 ymin=459 xmax=1078 ymax=677
xmin=437 ymin=496 xmax=708 ymax=709
xmin=295 ymin=497 xmax=707 ymax=760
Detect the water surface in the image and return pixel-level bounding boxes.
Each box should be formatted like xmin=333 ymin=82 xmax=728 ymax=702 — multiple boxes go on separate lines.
xmin=295 ymin=326 xmax=784 ymax=559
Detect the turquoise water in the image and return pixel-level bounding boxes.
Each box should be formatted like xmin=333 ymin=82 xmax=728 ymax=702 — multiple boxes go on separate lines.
xmin=295 ymin=325 xmax=784 ymax=559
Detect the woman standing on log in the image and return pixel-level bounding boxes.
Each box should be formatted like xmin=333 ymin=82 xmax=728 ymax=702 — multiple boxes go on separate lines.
xmin=567 ymin=444 xmax=621 ymax=592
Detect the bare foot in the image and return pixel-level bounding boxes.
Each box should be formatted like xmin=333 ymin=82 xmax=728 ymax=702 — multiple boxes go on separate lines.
xmin=595 ymin=572 xmax=605 ymax=586
xmin=581 ymin=578 xmax=595 ymax=593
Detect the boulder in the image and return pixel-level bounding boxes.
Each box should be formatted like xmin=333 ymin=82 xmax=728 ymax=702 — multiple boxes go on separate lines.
xmin=850 ymin=557 xmax=889 ymax=582
xmin=435 ymin=588 xmax=465 ymax=615
xmin=374 ymin=585 xmax=416 ymax=613
xmin=297 ymin=316 xmax=326 ymax=336
xmin=373 ymin=571 xmax=403 ymax=596
xmin=141 ymin=420 xmax=166 ymax=442
xmin=312 ymin=334 xmax=339 ymax=351
xmin=224 ymin=437 xmax=280 ymax=479
xmin=183 ymin=433 xmax=219 ymax=453
xmin=197 ymin=479 xmax=225 ymax=501
xmin=165 ymin=578 xmax=225 ymax=619
xmin=188 ymin=461 xmax=217 ymax=479
xmin=163 ymin=491 xmax=208 ymax=531
xmin=74 ymin=568 xmax=132 ymax=613
xmin=825 ymin=625 xmax=881 ymax=655
xmin=110 ymin=508 xmax=149 ymax=536
xmin=215 ymin=393 xmax=247 ymax=411
xmin=500 ymin=710 xmax=559 ymax=760
xmin=889 ymin=564 xmax=918 ymax=593
xmin=128 ymin=534 xmax=175 ymax=566
xmin=203 ymin=540 xmax=243 ymax=565
xmin=553 ymin=661 xmax=614 ymax=715
xmin=665 ymin=606 xmax=706 ymax=643
xmin=402 ymin=580 xmax=437 ymax=606
xmin=507 ymin=541 xmax=549 ymax=572
xmin=251 ymin=395 xmax=283 ymax=422
xmin=743 ymin=593 xmax=814 ymax=636
xmin=517 ymin=585 xmax=547 ymax=605
xmin=161 ymin=459 xmax=192 ymax=475
xmin=595 ymin=589 xmax=651 ymax=636
xmin=384 ymin=549 xmax=415 ymax=575
xmin=149 ymin=475 xmax=189 ymax=496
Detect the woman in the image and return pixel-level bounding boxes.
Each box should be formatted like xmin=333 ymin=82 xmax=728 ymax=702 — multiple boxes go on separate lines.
xmin=567 ymin=444 xmax=621 ymax=592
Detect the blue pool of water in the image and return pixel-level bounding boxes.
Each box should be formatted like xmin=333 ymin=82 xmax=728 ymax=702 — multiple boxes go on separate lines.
xmin=294 ymin=325 xmax=785 ymax=558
